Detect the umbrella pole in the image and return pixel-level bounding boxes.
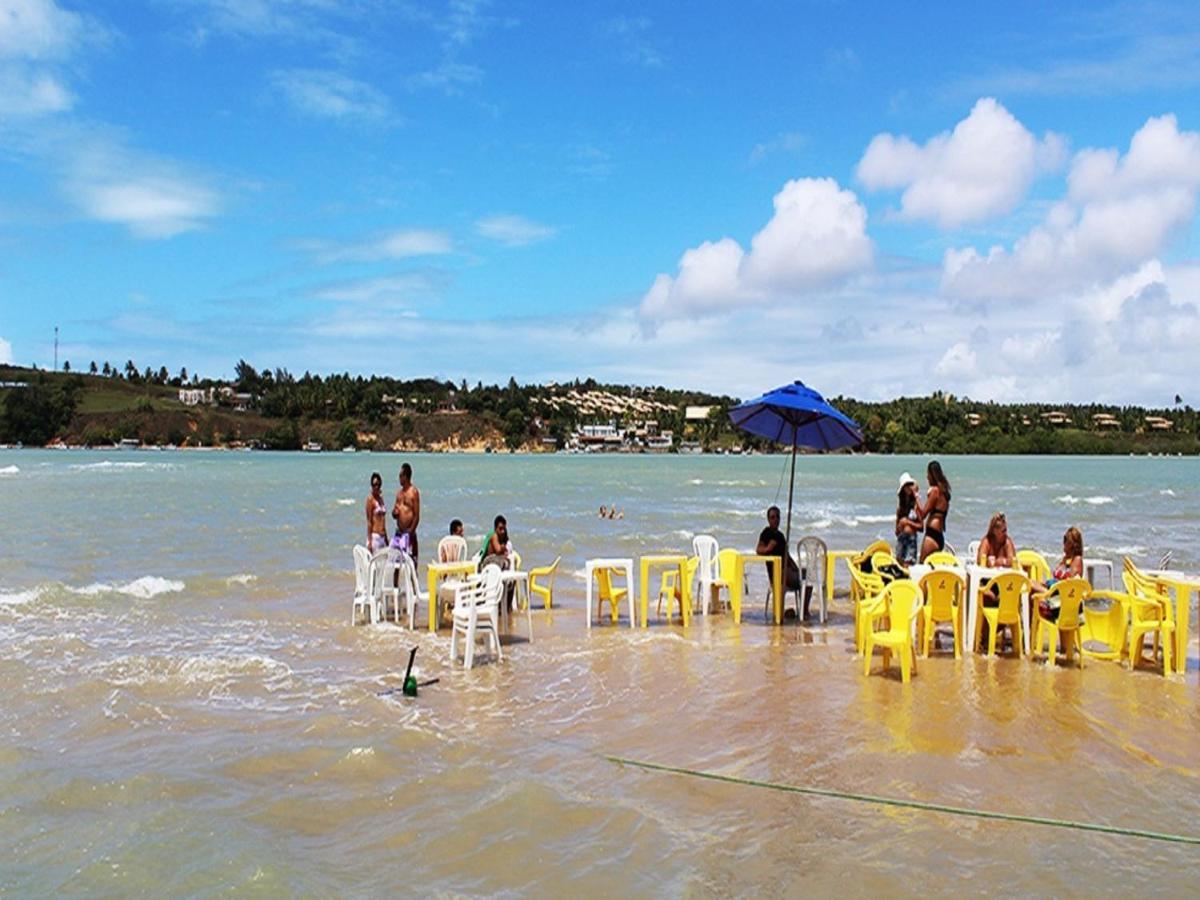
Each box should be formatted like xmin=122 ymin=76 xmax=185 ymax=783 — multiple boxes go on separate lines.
xmin=783 ymin=436 xmax=797 ymax=621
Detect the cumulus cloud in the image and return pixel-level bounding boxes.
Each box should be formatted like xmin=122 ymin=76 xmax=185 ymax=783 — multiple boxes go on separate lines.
xmin=269 ymin=68 xmax=394 ymax=123
xmin=639 ymin=177 xmax=872 ymax=323
xmin=475 ymin=214 xmax=556 ymax=247
xmin=857 ymin=98 xmax=1065 ymax=228
xmin=0 ymin=64 xmax=71 ymax=115
xmin=308 ymin=228 xmax=453 ymax=264
xmin=942 ymin=114 xmax=1200 ymax=300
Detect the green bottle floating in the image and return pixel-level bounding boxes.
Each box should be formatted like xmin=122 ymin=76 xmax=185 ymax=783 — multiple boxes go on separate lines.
xmin=403 ymin=675 xmax=418 ymax=697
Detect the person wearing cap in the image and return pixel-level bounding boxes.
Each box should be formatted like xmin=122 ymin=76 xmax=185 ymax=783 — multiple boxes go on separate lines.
xmin=895 ymin=473 xmax=921 ymax=565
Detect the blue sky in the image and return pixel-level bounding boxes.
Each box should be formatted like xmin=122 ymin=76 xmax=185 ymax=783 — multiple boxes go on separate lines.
xmin=1 ymin=1 xmax=1199 ymax=404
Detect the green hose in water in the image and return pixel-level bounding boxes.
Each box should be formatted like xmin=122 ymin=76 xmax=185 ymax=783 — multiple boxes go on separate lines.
xmin=605 ymin=755 xmax=1200 ymax=847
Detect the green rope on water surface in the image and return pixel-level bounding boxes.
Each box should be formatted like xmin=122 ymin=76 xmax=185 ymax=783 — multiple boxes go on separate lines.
xmin=604 ymin=755 xmax=1200 ymax=848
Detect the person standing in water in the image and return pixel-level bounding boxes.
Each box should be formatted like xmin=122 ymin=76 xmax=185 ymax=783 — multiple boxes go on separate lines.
xmin=917 ymin=460 xmax=951 ymax=562
xmin=391 ymin=462 xmax=421 ymax=561
xmin=365 ymin=472 xmax=388 ymax=551
xmin=894 ymin=473 xmax=921 ymax=565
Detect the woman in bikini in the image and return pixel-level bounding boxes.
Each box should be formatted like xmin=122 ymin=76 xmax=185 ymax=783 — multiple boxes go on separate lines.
xmin=365 ymin=472 xmax=389 ymax=551
xmin=917 ymin=460 xmax=951 ymax=562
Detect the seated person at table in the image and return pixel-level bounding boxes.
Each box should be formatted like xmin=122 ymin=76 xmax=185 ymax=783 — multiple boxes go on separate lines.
xmin=757 ymin=506 xmax=804 ymax=617
xmin=1032 ymin=527 xmax=1085 ymax=620
xmin=479 ymin=515 xmax=516 ymax=607
xmin=977 ymin=512 xmax=1017 ymax=607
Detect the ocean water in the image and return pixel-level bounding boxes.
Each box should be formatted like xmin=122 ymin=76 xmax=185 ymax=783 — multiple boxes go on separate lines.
xmin=1 ymin=449 xmax=1197 ymax=893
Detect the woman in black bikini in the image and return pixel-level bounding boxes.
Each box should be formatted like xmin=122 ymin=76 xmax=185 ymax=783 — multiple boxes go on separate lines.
xmin=918 ymin=460 xmax=951 ymax=562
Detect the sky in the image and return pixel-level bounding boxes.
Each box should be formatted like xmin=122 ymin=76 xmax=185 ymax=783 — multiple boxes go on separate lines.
xmin=1 ymin=0 xmax=1199 ymax=404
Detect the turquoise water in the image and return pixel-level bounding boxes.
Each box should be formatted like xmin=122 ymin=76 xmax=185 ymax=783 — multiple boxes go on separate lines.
xmin=0 ymin=450 xmax=1196 ymax=893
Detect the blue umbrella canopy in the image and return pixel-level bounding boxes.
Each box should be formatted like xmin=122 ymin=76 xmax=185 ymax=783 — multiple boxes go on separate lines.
xmin=728 ymin=382 xmax=862 ymax=620
xmin=729 ymin=381 xmax=862 ymax=451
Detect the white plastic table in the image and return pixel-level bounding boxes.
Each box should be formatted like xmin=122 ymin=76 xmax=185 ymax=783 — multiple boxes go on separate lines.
xmin=585 ymin=558 xmax=636 ymax=628
xmin=499 ymin=569 xmax=533 ymax=640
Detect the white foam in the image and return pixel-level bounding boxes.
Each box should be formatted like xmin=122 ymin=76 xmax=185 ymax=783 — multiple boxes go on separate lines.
xmin=0 ymin=465 xmax=18 ymax=476
xmin=1105 ymin=545 xmax=1148 ymax=557
xmin=226 ymin=574 xmax=257 ymax=585
xmin=1160 ymin=489 xmax=1176 ymax=496
xmin=69 ymin=461 xmax=148 ymax=471
xmin=335 ymin=498 xmax=356 ymax=506
xmin=0 ymin=588 xmax=40 ymax=606
xmin=855 ymin=514 xmax=894 ymax=524
xmin=1054 ymin=495 xmax=1079 ymax=505
xmin=70 ymin=576 xmax=185 ymax=599
xmin=1085 ymin=496 xmax=1114 ymax=505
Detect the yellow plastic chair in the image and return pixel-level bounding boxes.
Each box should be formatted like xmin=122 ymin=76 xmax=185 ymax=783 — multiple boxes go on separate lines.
xmin=656 ymin=556 xmax=699 ymax=620
xmin=918 ymin=568 xmax=964 ymax=658
xmin=924 ymin=550 xmax=959 ymax=567
xmin=848 ymin=563 xmax=886 ymax=655
xmin=863 ymin=579 xmax=923 ymax=683
xmin=1017 ymin=549 xmax=1051 ymax=585
xmin=1118 ymin=570 xmax=1174 ymax=675
xmin=1033 ymin=577 xmax=1089 ymax=667
xmin=528 ymin=556 xmax=561 ymax=609
xmin=593 ymin=566 xmax=628 ymax=624
xmin=849 ymin=539 xmax=892 ymax=603
xmin=1079 ymin=590 xmax=1129 ymax=661
xmin=978 ymin=571 xmax=1029 ymax=657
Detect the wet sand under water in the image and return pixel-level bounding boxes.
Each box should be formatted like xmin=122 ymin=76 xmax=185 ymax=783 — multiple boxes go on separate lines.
xmin=2 ymin=575 xmax=1197 ymax=896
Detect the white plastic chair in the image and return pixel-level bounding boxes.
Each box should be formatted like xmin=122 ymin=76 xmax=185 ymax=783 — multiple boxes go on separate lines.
xmin=351 ymin=545 xmax=376 ymax=624
xmin=395 ymin=553 xmax=428 ymax=628
xmin=692 ymin=535 xmax=730 ymax=615
xmin=437 ymin=535 xmax=468 ymax=563
xmin=966 ymin=540 xmax=981 ymax=565
xmin=450 ymin=565 xmax=503 ymax=670
xmin=357 ymin=550 xmax=392 ymax=625
xmin=798 ymin=536 xmax=828 ymax=623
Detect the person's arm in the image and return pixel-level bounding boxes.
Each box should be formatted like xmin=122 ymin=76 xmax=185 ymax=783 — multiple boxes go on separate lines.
xmin=980 ymin=538 xmax=991 ymax=566
xmin=1069 ymin=555 xmax=1083 ymax=577
xmin=392 ymin=491 xmax=402 ymax=524
xmin=756 ymin=529 xmax=771 ymax=555
xmin=411 ymin=487 xmax=421 ymax=532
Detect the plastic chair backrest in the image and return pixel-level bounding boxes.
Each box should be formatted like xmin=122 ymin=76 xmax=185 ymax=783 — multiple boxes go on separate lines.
xmin=1047 ymin=577 xmax=1089 ymax=629
xmin=924 ymin=550 xmax=958 ymax=567
xmin=797 ymin=536 xmax=826 ymax=585
xmin=848 ymin=563 xmax=884 ymax=598
xmin=718 ymin=547 xmax=739 ymax=583
xmin=367 ymin=550 xmax=391 ymax=600
xmin=919 ymin=568 xmax=964 ymax=619
xmin=693 ymin=535 xmax=720 ymax=582
xmin=1017 ymin=549 xmax=1051 ymax=584
xmin=989 ymin=572 xmax=1029 ymax=619
xmin=596 ymin=566 xmax=621 ymax=601
xmin=871 ymin=550 xmax=900 ymax=573
xmin=860 ymin=539 xmax=891 ymax=560
xmin=353 ymin=545 xmax=371 ymax=593
xmin=967 ymin=540 xmax=981 ymax=564
xmin=883 ymin=579 xmax=923 ymax=633
xmin=438 ymin=535 xmax=468 ymax=563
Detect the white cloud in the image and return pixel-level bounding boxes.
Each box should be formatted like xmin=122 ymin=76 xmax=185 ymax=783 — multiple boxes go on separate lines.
xmin=309 ymin=272 xmax=442 ymax=305
xmin=857 ymin=98 xmax=1064 ymax=228
xmin=309 ymin=228 xmax=454 ymax=264
xmin=63 ymin=140 xmax=221 ymax=238
xmin=269 ymin=68 xmax=393 ymax=123
xmin=0 ymin=0 xmax=89 ymax=61
xmin=603 ymin=16 xmax=664 ymax=67
xmin=639 ymin=177 xmax=873 ymax=323
xmin=748 ymin=131 xmax=806 ymax=165
xmin=0 ymin=335 xmax=12 ymax=364
xmin=0 ymin=0 xmax=107 ymax=120
xmin=475 ymin=214 xmax=556 ymax=247
xmin=942 ymin=114 xmax=1200 ymax=300
xmin=0 ymin=64 xmax=71 ymax=115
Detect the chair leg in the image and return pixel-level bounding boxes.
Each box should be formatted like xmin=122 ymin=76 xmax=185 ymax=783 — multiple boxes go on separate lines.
xmin=987 ymin=618 xmax=997 ymax=657
xmin=863 ymin=637 xmax=874 ymax=676
xmin=952 ymin=615 xmax=961 ymax=659
xmin=464 ymin=618 xmax=476 ymax=670
xmin=900 ymin=646 xmax=911 ymax=683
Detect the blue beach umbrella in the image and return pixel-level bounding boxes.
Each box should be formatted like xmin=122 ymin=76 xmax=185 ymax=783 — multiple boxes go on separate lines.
xmin=729 ymin=381 xmax=863 ymax=567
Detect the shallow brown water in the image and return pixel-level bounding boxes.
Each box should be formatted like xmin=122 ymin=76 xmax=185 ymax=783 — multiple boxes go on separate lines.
xmin=2 ymin=575 xmax=1197 ymax=896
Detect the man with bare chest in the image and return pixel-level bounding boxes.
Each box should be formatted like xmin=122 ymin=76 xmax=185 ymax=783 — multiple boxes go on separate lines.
xmin=391 ymin=462 xmax=421 ymax=561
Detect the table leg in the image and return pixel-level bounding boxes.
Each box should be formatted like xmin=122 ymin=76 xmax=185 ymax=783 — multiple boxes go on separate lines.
xmin=1020 ymin=592 xmax=1031 ymax=656
xmin=731 ymin=558 xmax=744 ymax=624
xmin=967 ymin=577 xmax=980 ymax=653
xmin=773 ymin=558 xmax=782 ymax=625
xmin=826 ymin=554 xmax=836 ymax=604
xmin=679 ymin=561 xmax=690 ymax=627
xmin=1174 ymin=586 xmax=1192 ymax=675
xmin=586 ymin=565 xmax=593 ymax=629
xmin=427 ymin=569 xmax=437 ymax=632
xmin=625 ymin=563 xmax=636 ymax=628
xmin=640 ymin=562 xmax=650 ymax=629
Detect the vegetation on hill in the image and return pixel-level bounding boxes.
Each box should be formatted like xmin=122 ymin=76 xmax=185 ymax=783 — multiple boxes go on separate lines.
xmin=1 ymin=363 xmax=1195 ymax=454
